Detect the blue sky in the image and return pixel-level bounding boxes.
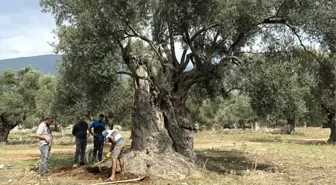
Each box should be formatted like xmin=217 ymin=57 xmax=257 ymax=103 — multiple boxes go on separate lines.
xmin=0 ymin=0 xmax=56 ymax=59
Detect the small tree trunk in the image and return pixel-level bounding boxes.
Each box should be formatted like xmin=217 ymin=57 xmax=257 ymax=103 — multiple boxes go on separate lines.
xmin=327 ymin=114 xmax=336 ymax=144
xmin=254 ymin=121 xmax=261 ymax=131
xmin=60 ymin=127 xmax=65 ymax=136
xmin=0 ymin=121 xmax=18 ymax=142
xmin=287 ymin=118 xmax=295 ymax=134
xmin=328 ymin=124 xmax=336 ymax=143
xmin=53 ymin=116 xmax=61 ymax=132
xmin=54 ymin=122 xmax=59 ymax=132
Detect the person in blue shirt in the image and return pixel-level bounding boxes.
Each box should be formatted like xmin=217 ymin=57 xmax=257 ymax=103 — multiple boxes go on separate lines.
xmin=89 ymin=114 xmax=106 ymax=162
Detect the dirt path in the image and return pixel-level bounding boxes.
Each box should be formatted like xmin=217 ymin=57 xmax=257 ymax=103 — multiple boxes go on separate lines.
xmin=0 ymin=148 xmax=74 ymax=162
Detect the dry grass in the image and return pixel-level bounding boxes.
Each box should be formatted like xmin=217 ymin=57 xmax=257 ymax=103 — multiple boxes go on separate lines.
xmin=0 ymin=127 xmax=335 ymax=185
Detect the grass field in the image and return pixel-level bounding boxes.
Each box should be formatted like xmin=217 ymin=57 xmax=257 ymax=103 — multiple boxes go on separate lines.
xmin=0 ymin=127 xmax=335 ymax=185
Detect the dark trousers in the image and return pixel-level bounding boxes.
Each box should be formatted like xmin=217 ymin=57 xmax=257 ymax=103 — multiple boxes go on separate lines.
xmin=74 ymin=138 xmax=87 ymax=164
xmin=93 ymin=137 xmax=104 ymax=162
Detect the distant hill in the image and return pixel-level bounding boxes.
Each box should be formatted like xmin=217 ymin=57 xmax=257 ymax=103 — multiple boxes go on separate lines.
xmin=0 ymin=54 xmax=194 ymax=75
xmin=0 ymin=54 xmax=61 ymax=74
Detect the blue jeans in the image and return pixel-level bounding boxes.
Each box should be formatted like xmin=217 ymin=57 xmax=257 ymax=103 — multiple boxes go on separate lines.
xmin=39 ymin=144 xmax=51 ymax=175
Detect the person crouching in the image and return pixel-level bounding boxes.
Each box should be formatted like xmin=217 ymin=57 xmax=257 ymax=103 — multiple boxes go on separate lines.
xmin=102 ymin=130 xmax=125 ymax=182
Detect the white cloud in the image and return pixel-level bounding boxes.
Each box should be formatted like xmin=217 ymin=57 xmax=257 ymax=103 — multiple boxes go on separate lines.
xmin=0 ymin=4 xmax=56 ymax=60
xmin=0 ymin=27 xmax=56 ymax=59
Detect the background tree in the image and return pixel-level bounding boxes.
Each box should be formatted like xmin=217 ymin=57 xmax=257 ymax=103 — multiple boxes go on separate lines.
xmin=50 ymin=51 xmax=120 ymax=127
xmin=312 ymin=58 xmax=336 ymax=143
xmin=102 ymin=76 xmax=134 ymax=129
xmin=187 ymin=88 xmax=255 ymax=130
xmin=0 ymin=70 xmax=24 ymax=142
xmin=242 ymin=48 xmax=317 ymax=134
xmin=34 ymin=75 xmax=58 ymax=129
xmin=0 ymin=67 xmax=52 ymax=142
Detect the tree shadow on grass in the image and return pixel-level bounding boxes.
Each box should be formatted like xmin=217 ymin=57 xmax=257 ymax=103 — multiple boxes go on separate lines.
xmin=196 ymin=149 xmax=278 ymax=175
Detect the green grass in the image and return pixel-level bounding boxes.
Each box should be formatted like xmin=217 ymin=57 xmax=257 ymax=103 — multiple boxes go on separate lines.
xmin=49 ymin=155 xmax=74 ymax=168
xmin=12 ymin=159 xmax=38 ymax=167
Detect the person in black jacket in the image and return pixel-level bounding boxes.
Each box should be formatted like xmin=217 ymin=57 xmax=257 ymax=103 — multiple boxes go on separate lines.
xmin=72 ymin=120 xmax=89 ymax=167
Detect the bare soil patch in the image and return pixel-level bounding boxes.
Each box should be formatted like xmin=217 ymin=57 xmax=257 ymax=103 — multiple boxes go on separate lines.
xmin=51 ymin=166 xmax=148 ymax=182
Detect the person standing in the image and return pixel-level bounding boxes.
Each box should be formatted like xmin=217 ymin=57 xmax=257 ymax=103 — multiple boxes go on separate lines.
xmin=35 ymin=118 xmax=53 ymax=176
xmin=102 ymin=130 xmax=125 ymax=182
xmin=89 ymin=114 xmax=106 ymax=162
xmin=72 ymin=120 xmax=89 ymax=167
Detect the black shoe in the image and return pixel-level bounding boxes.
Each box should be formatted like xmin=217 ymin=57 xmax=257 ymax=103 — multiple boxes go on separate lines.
xmin=80 ymin=162 xmax=86 ymax=166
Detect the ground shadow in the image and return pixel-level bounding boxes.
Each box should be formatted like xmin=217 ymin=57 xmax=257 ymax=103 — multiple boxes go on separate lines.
xmin=196 ymin=149 xmax=277 ymax=175
xmin=290 ymin=140 xmax=328 ymax=145
xmin=249 ymin=138 xmax=329 ymax=146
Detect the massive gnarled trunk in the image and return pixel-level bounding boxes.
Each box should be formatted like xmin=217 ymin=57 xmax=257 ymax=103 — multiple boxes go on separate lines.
xmin=114 ymin=64 xmax=199 ymax=180
xmin=130 ymin=65 xmax=195 ymax=158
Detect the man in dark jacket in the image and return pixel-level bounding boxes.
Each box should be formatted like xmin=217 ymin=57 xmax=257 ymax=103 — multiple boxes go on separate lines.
xmin=72 ymin=120 xmax=89 ymax=167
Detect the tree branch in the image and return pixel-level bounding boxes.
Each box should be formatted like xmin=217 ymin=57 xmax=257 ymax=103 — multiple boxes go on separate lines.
xmin=181 ymin=53 xmax=193 ymax=72
xmin=127 ymin=25 xmax=168 ymax=65
xmin=283 ymin=22 xmax=324 ymax=65
xmin=180 ymin=45 xmax=189 ymax=70
xmin=227 ymin=24 xmax=265 ymax=56
xmin=190 ymin=24 xmax=220 ymax=42
xmin=228 ymin=32 xmax=246 ymax=55
xmin=276 ymin=0 xmax=289 ymax=16
xmin=236 ymin=50 xmax=293 ymax=55
xmin=263 ymin=17 xmax=287 ymax=24
xmin=185 ymin=31 xmax=203 ymax=68
xmin=168 ymin=23 xmax=179 ymax=68
xmin=219 ymin=56 xmax=242 ymax=66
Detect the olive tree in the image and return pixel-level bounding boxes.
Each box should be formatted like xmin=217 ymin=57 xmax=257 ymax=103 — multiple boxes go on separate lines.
xmin=40 ymin=0 xmax=335 ymax=177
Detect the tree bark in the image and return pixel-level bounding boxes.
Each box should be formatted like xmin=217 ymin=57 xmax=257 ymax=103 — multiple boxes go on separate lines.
xmin=130 ymin=65 xmax=196 ymax=159
xmin=161 ymin=102 xmax=196 ymax=158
